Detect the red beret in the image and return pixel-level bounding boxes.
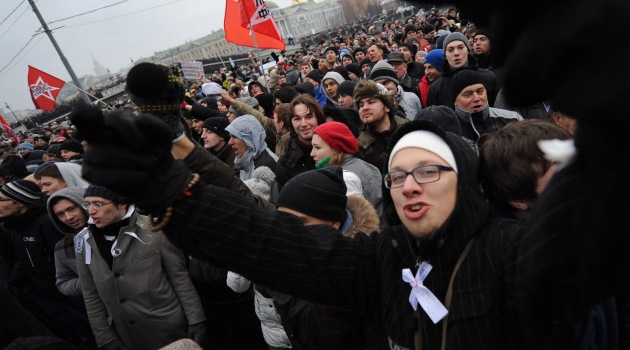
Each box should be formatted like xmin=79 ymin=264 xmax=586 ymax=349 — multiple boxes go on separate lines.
xmin=314 ymin=121 xmax=359 ymax=155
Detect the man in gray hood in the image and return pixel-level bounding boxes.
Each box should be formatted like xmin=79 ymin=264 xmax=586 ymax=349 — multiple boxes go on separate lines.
xmin=47 ymin=186 xmax=89 ymax=297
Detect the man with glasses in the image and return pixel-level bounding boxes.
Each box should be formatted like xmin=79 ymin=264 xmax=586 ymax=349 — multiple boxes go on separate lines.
xmin=75 ymin=185 xmax=208 ymax=349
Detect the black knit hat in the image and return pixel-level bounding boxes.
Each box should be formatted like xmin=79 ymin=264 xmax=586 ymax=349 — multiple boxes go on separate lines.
xmin=422 ymin=24 xmax=436 ymax=35
xmin=399 ymin=43 xmax=417 ymax=58
xmin=295 ymin=82 xmax=315 ymax=96
xmin=451 ymin=70 xmax=485 ymax=99
xmin=336 ymin=80 xmax=357 ymax=96
xmin=254 ymin=93 xmax=276 ymax=118
xmin=405 ymin=24 xmax=418 ymax=35
xmin=84 ymin=185 xmax=126 ymax=204
xmin=203 ymin=117 xmax=230 ymax=141
xmin=0 ymin=155 xmax=28 ymax=180
xmin=0 ymin=179 xmax=42 ymax=207
xmin=125 ymin=62 xmax=185 ymax=113
xmin=59 ymin=140 xmax=84 ymax=154
xmin=414 ymin=106 xmax=463 ymax=136
xmin=345 ymin=63 xmax=362 ymax=78
xmin=305 ymin=69 xmax=323 ymax=83
xmin=332 ymin=66 xmax=351 ymax=81
xmin=369 ymin=60 xmax=399 ymax=85
xmin=276 ymin=166 xmax=347 ymax=223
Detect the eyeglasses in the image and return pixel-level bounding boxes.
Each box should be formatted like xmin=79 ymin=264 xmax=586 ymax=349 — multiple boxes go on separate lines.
xmin=82 ymin=201 xmax=112 ymax=210
xmin=55 ymin=205 xmax=81 ymax=218
xmin=384 ymin=165 xmax=454 ymax=189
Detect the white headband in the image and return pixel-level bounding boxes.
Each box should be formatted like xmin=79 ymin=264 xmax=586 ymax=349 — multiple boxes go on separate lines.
xmin=388 ymin=130 xmax=458 ymax=174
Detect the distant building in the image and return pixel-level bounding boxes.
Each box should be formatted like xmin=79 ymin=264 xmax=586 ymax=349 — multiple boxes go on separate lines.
xmin=273 ymin=0 xmax=345 ymax=40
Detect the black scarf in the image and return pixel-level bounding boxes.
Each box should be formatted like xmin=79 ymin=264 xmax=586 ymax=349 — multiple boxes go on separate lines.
xmin=89 ymin=218 xmax=130 ymax=270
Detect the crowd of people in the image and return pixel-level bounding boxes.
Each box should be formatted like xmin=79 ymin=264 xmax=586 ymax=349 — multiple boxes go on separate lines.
xmin=0 ymin=2 xmax=627 ymax=350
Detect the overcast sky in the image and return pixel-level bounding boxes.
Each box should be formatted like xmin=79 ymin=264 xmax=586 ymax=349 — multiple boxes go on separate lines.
xmin=0 ymin=0 xmax=294 ymax=113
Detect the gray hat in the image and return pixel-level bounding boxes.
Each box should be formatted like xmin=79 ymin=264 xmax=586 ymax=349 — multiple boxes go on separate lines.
xmin=442 ymin=32 xmax=472 ymax=52
xmin=369 ymin=60 xmax=399 ymax=85
xmin=228 ymin=96 xmax=260 ymax=117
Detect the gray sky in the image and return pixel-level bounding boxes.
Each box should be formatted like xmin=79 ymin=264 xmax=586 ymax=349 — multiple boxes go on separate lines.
xmin=0 ymin=0 xmax=293 ymax=113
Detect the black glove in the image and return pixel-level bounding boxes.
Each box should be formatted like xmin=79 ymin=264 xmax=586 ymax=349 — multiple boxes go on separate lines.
xmin=70 ymin=103 xmax=192 ymax=214
xmin=188 ymin=322 xmax=208 ymax=347
xmin=100 ymin=338 xmax=127 ymax=350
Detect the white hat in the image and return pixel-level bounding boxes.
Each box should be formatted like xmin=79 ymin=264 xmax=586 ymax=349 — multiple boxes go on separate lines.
xmin=202 ymin=82 xmax=223 ymax=96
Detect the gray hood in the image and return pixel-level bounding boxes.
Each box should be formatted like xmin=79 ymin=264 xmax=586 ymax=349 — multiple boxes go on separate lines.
xmin=47 ymin=186 xmax=88 ymax=235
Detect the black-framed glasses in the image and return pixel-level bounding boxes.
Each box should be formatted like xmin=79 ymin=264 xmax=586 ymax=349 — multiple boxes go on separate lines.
xmin=384 ymin=165 xmax=455 ymax=189
xmin=82 ymin=201 xmax=112 ymax=210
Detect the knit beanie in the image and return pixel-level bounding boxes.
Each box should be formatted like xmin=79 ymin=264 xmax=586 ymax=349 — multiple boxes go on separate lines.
xmin=332 ymin=66 xmax=351 ymax=81
xmin=59 ymin=139 xmax=84 ymax=154
xmin=336 ymin=80 xmax=357 ymax=97
xmin=305 ymin=69 xmax=323 ymax=83
xmin=322 ymin=72 xmax=345 ymax=86
xmin=388 ymin=130 xmax=458 ymax=174
xmin=424 ymin=49 xmax=444 ymax=72
xmin=295 ymin=82 xmax=315 ymax=96
xmin=0 ymin=155 xmax=28 ymax=179
xmin=451 ymin=70 xmax=485 ymax=98
xmin=314 ymin=121 xmax=359 ymax=155
xmin=345 ymin=63 xmax=362 ymax=78
xmin=422 ymin=24 xmax=436 ymax=35
xmin=254 ymin=93 xmax=276 ymax=118
xmin=405 ymin=24 xmax=417 ymax=35
xmin=0 ymin=179 xmax=42 ymax=207
xmin=84 ymin=185 xmax=126 ymax=204
xmin=243 ymin=166 xmax=276 ymax=201
xmin=369 ymin=60 xmax=399 ymax=85
xmin=286 ymin=69 xmax=300 ymax=86
xmin=276 ymin=166 xmax=347 ymax=223
xmin=399 ymin=43 xmax=417 ymax=57
xmin=203 ymin=117 xmax=231 ymax=141
xmin=125 ymin=62 xmax=185 ymax=113
xmin=414 ymin=106 xmax=463 ymax=136
xmin=474 ymin=28 xmax=492 ymax=41
xmin=17 ymin=142 xmax=33 ymax=151
xmin=442 ymin=32 xmax=472 ymax=52
xmin=228 ymin=97 xmax=260 ymax=118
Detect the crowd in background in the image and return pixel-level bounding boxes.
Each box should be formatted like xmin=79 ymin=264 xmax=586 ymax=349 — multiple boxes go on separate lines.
xmin=0 ymin=3 xmax=623 ymax=350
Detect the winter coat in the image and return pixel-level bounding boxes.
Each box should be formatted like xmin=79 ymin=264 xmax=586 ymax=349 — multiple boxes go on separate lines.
xmin=75 ymin=208 xmax=206 ymax=349
xmin=454 ymin=105 xmax=524 ymax=148
xmin=357 ymin=115 xmax=409 ymax=173
xmin=47 ymin=187 xmax=87 ymax=297
xmin=275 ymin=138 xmax=316 ymax=190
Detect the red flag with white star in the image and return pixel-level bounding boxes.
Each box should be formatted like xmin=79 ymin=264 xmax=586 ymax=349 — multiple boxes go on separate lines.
xmin=28 ymin=65 xmax=65 ymax=111
xmin=224 ymin=0 xmax=285 ymax=51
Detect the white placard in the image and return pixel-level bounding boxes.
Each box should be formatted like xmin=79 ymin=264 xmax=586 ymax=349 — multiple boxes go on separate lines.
xmin=179 ymin=61 xmax=204 ymax=80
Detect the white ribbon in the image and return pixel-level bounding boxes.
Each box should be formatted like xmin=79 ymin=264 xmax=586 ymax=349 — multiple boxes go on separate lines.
xmin=402 ymin=262 xmax=448 ymax=324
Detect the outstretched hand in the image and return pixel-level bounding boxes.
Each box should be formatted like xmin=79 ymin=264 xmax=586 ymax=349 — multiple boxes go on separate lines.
xmin=70 ymin=103 xmax=191 ymax=213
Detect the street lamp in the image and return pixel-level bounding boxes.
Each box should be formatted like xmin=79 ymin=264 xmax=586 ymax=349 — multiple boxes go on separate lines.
xmin=4 ymin=103 xmax=27 ymax=130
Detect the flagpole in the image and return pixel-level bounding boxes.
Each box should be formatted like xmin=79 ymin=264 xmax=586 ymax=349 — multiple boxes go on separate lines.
xmin=28 ymin=0 xmax=92 ymax=105
xmin=249 ymin=23 xmax=264 ymax=77
xmin=63 ymin=82 xmax=114 ymax=110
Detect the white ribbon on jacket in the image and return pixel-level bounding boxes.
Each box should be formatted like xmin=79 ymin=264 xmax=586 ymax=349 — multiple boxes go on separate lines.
xmin=402 ymin=262 xmax=448 ymax=324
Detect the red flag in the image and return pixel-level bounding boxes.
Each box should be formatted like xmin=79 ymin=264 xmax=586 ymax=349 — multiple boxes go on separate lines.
xmin=28 ymin=65 xmax=66 ymax=111
xmin=0 ymin=114 xmax=15 ymax=139
xmin=224 ymin=0 xmax=286 ymax=51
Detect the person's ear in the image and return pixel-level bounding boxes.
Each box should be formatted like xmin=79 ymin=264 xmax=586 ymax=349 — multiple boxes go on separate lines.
xmin=332 ymin=221 xmax=341 ymax=230
xmin=507 ymin=200 xmax=529 ymax=211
